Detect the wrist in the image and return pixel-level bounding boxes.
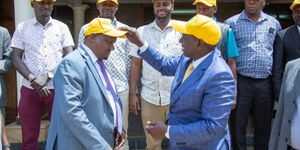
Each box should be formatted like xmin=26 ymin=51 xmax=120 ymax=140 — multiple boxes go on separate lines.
xmin=28 ymin=74 xmax=35 ymax=81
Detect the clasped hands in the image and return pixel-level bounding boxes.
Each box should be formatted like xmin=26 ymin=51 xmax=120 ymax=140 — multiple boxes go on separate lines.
xmin=29 ymin=74 xmax=51 ymax=97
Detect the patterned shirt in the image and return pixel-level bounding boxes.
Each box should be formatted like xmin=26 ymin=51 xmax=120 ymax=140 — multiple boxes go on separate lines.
xmin=11 ymin=18 xmax=74 ymax=89
xmin=78 ymin=19 xmax=131 ymax=93
xmin=225 ymin=10 xmax=281 ymax=79
xmin=130 ymin=21 xmax=182 ymax=106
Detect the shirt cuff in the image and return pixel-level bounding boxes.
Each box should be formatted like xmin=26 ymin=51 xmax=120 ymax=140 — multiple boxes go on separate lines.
xmin=138 ymin=42 xmax=148 ymax=53
xmin=165 ymin=125 xmax=170 ymax=139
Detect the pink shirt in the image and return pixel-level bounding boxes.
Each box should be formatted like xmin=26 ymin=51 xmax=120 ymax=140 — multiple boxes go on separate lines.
xmin=11 ymin=18 xmax=74 ymax=89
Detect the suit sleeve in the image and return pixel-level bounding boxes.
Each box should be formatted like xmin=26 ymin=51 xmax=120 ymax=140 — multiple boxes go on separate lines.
xmin=0 ymin=28 xmax=12 ymax=73
xmin=272 ymin=33 xmax=284 ymax=102
xmin=54 ymin=60 xmax=111 ymax=150
xmin=169 ymin=71 xmax=235 ymax=145
xmin=138 ymin=46 xmax=182 ymax=76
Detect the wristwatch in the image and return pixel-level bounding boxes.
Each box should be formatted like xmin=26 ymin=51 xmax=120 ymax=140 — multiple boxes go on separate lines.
xmin=47 ymin=72 xmax=54 ymax=79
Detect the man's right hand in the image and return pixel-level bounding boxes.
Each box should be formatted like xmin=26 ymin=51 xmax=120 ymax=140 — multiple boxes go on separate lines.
xmin=129 ymin=94 xmax=140 ymax=115
xmin=119 ymin=27 xmax=144 ymax=47
xmin=37 ymin=87 xmax=51 ymax=97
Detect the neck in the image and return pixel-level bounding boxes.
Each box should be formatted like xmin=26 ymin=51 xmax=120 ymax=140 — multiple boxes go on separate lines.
xmin=246 ymin=11 xmax=261 ymax=22
xmin=36 ymin=16 xmax=50 ymax=26
xmin=155 ymin=18 xmax=171 ymax=30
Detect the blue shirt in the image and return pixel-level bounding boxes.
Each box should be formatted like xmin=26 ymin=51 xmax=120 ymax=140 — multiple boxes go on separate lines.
xmin=225 ymin=10 xmax=281 ymax=79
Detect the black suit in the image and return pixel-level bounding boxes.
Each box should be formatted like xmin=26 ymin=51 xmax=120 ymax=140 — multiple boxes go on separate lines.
xmin=273 ymin=25 xmax=300 ymax=101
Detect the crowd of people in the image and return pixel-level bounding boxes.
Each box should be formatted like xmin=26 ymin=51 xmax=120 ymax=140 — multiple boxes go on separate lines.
xmin=0 ymin=0 xmax=299 ymax=149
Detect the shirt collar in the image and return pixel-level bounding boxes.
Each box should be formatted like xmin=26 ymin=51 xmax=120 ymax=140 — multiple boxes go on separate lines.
xmin=297 ymin=25 xmax=300 ymax=33
xmin=191 ymin=51 xmax=212 ymax=69
xmin=33 ymin=17 xmax=53 ymax=27
xmin=151 ymin=20 xmax=173 ymax=32
xmin=240 ymin=10 xmax=268 ymax=23
xmin=81 ymin=43 xmax=98 ymax=64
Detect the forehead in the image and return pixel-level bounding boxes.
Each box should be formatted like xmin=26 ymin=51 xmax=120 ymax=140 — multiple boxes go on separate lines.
xmin=196 ymin=3 xmax=211 ymax=8
xmin=99 ymin=1 xmax=117 ymax=5
xmin=153 ymin=0 xmax=173 ymax=3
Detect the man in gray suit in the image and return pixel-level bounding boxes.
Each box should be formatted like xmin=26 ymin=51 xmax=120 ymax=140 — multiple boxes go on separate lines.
xmin=0 ymin=26 xmax=13 ymax=117
xmin=269 ymin=57 xmax=300 ymax=150
xmin=46 ymin=18 xmax=127 ymax=150
xmin=273 ymin=0 xmax=300 ymax=102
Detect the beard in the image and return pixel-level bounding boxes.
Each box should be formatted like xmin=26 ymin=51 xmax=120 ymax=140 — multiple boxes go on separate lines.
xmin=154 ymin=10 xmax=172 ymax=20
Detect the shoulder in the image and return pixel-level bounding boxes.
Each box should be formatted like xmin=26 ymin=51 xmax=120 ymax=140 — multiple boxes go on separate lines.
xmin=16 ymin=19 xmax=34 ymax=30
xmin=224 ymin=13 xmax=242 ymax=25
xmin=52 ymin=19 xmax=70 ymax=29
xmin=209 ymin=50 xmax=233 ymax=76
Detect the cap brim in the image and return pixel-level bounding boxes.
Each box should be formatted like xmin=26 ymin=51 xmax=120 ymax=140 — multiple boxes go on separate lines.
xmin=290 ymin=3 xmax=300 ymax=10
xmin=193 ymin=0 xmax=213 ymax=6
xmin=171 ymin=20 xmax=190 ymax=35
xmin=104 ymin=29 xmax=127 ymax=38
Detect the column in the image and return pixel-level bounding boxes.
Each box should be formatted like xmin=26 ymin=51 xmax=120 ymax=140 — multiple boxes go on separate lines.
xmin=13 ymin=0 xmax=34 ymax=114
xmin=70 ymin=0 xmax=89 ymax=46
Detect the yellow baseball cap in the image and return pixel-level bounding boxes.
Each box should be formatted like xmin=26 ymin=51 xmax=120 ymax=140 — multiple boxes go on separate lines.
xmin=193 ymin=0 xmax=216 ymax=6
xmin=97 ymin=0 xmax=118 ymax=5
xmin=290 ymin=0 xmax=300 ymax=10
xmin=84 ymin=18 xmax=127 ymax=38
xmin=152 ymin=0 xmax=174 ymax=3
xmin=30 ymin=0 xmax=56 ymax=2
xmin=171 ymin=14 xmax=221 ymax=45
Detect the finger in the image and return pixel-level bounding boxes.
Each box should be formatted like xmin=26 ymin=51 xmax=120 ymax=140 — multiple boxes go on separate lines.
xmin=45 ymin=88 xmax=51 ymax=97
xmin=114 ymin=138 xmax=125 ymax=149
xmin=137 ymin=101 xmax=140 ymax=110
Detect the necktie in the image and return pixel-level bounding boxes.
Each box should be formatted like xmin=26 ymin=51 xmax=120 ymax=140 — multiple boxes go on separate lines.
xmin=97 ymin=59 xmax=122 ymax=134
xmin=182 ymin=62 xmax=194 ymax=82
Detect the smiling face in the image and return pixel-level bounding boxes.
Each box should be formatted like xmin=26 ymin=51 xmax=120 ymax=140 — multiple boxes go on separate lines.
xmin=97 ymin=1 xmax=118 ymax=20
xmin=195 ymin=2 xmax=217 ymax=18
xmin=31 ymin=0 xmax=53 ymax=20
xmin=244 ymin=0 xmax=265 ymax=16
xmin=153 ymin=0 xmax=174 ymax=20
xmin=90 ymin=34 xmax=116 ymax=60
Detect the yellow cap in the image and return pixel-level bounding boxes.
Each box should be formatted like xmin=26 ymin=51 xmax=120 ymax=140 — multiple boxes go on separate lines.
xmin=84 ymin=18 xmax=127 ymax=38
xmin=30 ymin=0 xmax=56 ymax=2
xmin=290 ymin=0 xmax=300 ymax=10
xmin=97 ymin=0 xmax=118 ymax=5
xmin=152 ymin=0 xmax=174 ymax=3
xmin=171 ymin=14 xmax=221 ymax=45
xmin=193 ymin=0 xmax=216 ymax=6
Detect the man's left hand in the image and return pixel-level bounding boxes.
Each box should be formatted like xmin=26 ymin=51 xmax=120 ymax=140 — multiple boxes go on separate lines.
xmin=145 ymin=121 xmax=167 ymax=140
xmin=30 ymin=74 xmax=49 ymax=92
xmin=113 ymin=131 xmax=125 ymax=150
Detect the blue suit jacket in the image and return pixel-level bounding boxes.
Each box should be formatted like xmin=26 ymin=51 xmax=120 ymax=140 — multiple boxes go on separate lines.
xmin=139 ymin=47 xmax=235 ymax=150
xmin=46 ymin=47 xmax=121 ymax=150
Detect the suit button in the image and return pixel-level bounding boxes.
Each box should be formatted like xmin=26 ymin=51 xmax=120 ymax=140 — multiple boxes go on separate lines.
xmin=288 ymin=120 xmax=291 ymax=124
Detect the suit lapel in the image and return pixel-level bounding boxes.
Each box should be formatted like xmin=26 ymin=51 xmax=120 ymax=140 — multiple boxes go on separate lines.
xmin=291 ymin=25 xmax=300 ymax=44
xmin=78 ymin=47 xmax=110 ymax=101
xmin=171 ymin=57 xmax=191 ymax=92
xmin=170 ymin=50 xmax=217 ymax=106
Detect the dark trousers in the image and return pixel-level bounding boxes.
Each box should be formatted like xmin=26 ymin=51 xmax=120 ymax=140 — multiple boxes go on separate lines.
xmin=19 ymin=86 xmax=54 ymax=150
xmin=230 ymin=75 xmax=273 ymax=150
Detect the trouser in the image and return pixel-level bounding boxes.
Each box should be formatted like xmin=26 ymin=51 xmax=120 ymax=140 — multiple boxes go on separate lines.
xmin=19 ymin=86 xmax=54 ymax=150
xmin=230 ymin=75 xmax=273 ymax=150
xmin=118 ymin=90 xmax=129 ymax=150
xmin=141 ymin=98 xmax=169 ymax=150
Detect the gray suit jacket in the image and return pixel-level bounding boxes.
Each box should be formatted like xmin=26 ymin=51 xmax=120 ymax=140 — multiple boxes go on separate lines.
xmin=46 ymin=46 xmax=121 ymax=150
xmin=269 ymin=58 xmax=300 ymax=150
xmin=0 ymin=26 xmax=12 ymax=107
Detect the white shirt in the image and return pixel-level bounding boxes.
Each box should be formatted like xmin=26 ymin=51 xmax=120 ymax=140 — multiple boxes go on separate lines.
xmin=291 ymin=95 xmax=300 ymax=149
xmin=130 ymin=21 xmax=182 ymax=106
xmin=82 ymin=44 xmax=119 ymax=127
xmin=11 ymin=18 xmax=74 ymax=89
xmin=140 ymin=43 xmax=212 ymax=138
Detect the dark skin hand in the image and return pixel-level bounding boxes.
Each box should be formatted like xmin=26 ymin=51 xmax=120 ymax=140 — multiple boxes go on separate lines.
xmin=145 ymin=121 xmax=168 ymax=140
xmin=113 ymin=131 xmax=126 ymax=150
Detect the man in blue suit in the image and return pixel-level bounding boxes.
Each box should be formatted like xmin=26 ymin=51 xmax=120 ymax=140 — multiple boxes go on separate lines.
xmin=46 ymin=18 xmax=127 ymax=150
xmin=124 ymin=14 xmax=235 ymax=149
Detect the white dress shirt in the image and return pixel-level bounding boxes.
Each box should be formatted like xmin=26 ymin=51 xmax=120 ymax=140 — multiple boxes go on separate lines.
xmin=130 ymin=21 xmax=182 ymax=106
xmin=82 ymin=44 xmax=119 ymax=127
xmin=291 ymin=94 xmax=300 ymax=149
xmin=11 ymin=18 xmax=74 ymax=89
